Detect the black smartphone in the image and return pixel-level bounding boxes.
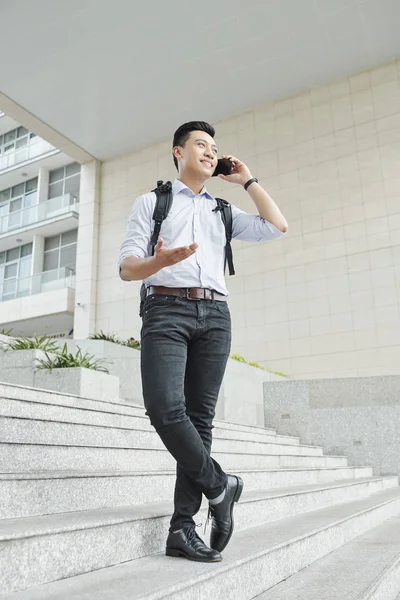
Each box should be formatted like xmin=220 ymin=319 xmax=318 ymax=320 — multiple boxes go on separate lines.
xmin=212 ymin=157 xmax=233 ymax=177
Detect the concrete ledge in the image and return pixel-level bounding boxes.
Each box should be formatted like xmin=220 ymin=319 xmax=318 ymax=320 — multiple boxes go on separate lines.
xmin=0 ymin=349 xmax=54 ymax=386
xmin=60 ymin=339 xmax=143 ymax=405
xmin=217 ymin=359 xmax=286 ymax=427
xmin=34 ymin=368 xmax=120 ymax=402
xmin=264 ymin=376 xmax=400 ymax=476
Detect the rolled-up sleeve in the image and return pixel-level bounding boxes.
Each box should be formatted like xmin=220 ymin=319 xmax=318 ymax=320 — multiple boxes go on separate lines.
xmin=231 ymin=204 xmax=287 ymax=242
xmin=118 ymin=193 xmax=153 ymax=273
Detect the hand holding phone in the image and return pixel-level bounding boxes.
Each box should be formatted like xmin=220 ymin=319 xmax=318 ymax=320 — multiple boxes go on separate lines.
xmin=212 ymin=157 xmax=233 ymax=177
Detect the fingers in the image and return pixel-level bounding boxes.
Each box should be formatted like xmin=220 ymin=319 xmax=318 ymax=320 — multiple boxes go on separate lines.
xmin=155 ymin=237 xmax=164 ymax=250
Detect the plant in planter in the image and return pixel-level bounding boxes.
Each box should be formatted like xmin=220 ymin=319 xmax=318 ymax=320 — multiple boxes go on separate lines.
xmin=35 ymin=344 xmax=109 ymax=373
xmin=230 ymin=352 xmax=287 ymax=377
xmin=0 ymin=328 xmax=13 ymax=336
xmin=90 ymin=330 xmax=141 ymax=350
xmin=4 ymin=334 xmax=59 ymax=353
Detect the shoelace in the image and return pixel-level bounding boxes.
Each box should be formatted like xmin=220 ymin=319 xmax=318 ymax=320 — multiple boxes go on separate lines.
xmin=186 ymin=523 xmax=204 ymax=545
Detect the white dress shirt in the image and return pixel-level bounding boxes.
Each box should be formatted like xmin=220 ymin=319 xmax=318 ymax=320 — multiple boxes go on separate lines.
xmin=118 ymin=179 xmax=286 ymax=296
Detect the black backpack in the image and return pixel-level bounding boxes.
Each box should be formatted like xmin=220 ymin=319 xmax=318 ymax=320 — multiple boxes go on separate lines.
xmin=139 ymin=180 xmax=235 ymax=315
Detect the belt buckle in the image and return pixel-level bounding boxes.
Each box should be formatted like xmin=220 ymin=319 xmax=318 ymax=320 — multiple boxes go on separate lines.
xmin=186 ymin=288 xmax=205 ymax=300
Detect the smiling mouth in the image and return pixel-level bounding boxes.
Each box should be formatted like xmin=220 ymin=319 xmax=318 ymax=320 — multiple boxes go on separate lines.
xmin=201 ymin=160 xmax=214 ymax=169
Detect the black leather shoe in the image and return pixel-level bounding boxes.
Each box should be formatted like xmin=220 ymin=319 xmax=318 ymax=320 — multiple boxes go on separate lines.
xmin=209 ymin=474 xmax=243 ymax=552
xmin=166 ymin=526 xmax=222 ymax=562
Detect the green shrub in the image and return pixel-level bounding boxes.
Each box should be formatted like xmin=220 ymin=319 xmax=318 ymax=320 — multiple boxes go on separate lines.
xmin=90 ymin=330 xmax=141 ymax=350
xmin=35 ymin=344 xmax=109 ymax=373
xmin=230 ymin=352 xmax=287 ymax=377
xmin=4 ymin=334 xmax=59 ymax=353
xmin=0 ymin=328 xmax=13 ymax=336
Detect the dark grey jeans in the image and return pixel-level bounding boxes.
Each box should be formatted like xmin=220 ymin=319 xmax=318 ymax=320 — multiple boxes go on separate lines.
xmin=140 ymin=293 xmax=231 ymax=531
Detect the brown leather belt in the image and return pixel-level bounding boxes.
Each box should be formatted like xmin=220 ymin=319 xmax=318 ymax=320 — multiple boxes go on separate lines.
xmin=147 ymin=286 xmax=227 ymax=302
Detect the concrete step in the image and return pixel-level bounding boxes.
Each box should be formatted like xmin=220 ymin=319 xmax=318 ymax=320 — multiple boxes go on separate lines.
xmin=0 ymin=381 xmax=286 ymax=439
xmin=3 ymin=486 xmax=400 ymax=598
xmin=0 ymin=395 xmax=301 ymax=445
xmin=257 ymin=517 xmax=400 ymax=599
xmin=0 ymin=416 xmax=322 ymax=456
xmin=0 ymin=466 xmax=375 ymax=519
xmin=0 ymin=441 xmax=348 ymax=472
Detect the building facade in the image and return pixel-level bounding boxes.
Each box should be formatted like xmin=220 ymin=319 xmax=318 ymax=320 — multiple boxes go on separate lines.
xmin=0 ymin=112 xmax=81 ymax=337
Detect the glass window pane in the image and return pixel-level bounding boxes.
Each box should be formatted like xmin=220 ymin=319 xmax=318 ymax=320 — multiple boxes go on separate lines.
xmin=0 ymin=189 xmax=11 ymax=202
xmin=0 ymin=252 xmax=5 ymax=264
xmin=49 ymin=167 xmax=65 ymax=184
xmin=16 ymin=137 xmax=28 ymax=149
xmin=43 ymin=249 xmax=59 ymax=271
xmin=17 ymin=126 xmax=29 ymax=138
xmin=11 ymin=183 xmax=24 ymax=198
xmin=64 ymin=175 xmax=80 ymax=198
xmin=18 ymin=256 xmax=32 ymax=279
xmin=44 ymin=235 xmax=60 ymax=251
xmin=4 ymin=263 xmax=18 ymax=279
xmin=66 ymin=162 xmax=81 ymax=177
xmin=4 ymin=130 xmax=16 ymax=143
xmin=4 ymin=143 xmax=14 ymax=153
xmin=23 ymin=191 xmax=37 ymax=208
xmin=60 ymin=244 xmax=77 ymax=269
xmin=6 ymin=247 xmax=19 ymax=262
xmin=25 ymin=177 xmax=38 ymax=192
xmin=48 ymin=181 xmax=63 ymax=199
xmin=61 ymin=229 xmax=78 ymax=246
xmin=10 ymin=198 xmax=22 ymax=212
xmin=3 ymin=279 xmax=16 ymax=294
xmin=21 ymin=243 xmax=33 ymax=257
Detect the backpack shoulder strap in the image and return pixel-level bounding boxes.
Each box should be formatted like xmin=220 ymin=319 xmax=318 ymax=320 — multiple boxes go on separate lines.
xmin=214 ymin=197 xmax=235 ymax=276
xmin=150 ymin=180 xmax=173 ymax=254
xmin=139 ymin=181 xmax=173 ymax=317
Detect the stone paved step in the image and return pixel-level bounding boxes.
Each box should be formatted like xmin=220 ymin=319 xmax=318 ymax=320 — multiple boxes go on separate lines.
xmin=0 ymin=381 xmax=283 ymax=438
xmin=0 ymin=441 xmax=348 ymax=472
xmin=0 ymin=466 xmax=374 ymax=518
xmin=0 ymin=416 xmax=322 ymax=456
xmin=256 ymin=516 xmax=400 ymax=599
xmin=0 ymin=396 xmax=301 ymax=445
xmin=4 ymin=487 xmax=400 ymax=599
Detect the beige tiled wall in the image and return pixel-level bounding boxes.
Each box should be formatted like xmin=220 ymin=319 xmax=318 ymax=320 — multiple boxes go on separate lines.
xmin=96 ymin=59 xmax=400 ymax=379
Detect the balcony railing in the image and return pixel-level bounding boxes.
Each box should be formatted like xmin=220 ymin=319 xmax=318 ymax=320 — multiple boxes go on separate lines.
xmin=0 ymin=136 xmax=57 ymax=171
xmin=0 ymin=194 xmax=79 ymax=235
xmin=0 ymin=267 xmax=76 ymax=302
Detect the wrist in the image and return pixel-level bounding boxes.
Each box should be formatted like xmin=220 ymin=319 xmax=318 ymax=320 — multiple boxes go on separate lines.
xmin=240 ymin=173 xmax=253 ymax=186
xmin=243 ymin=176 xmax=258 ymax=191
xmin=150 ymin=253 xmax=164 ymax=271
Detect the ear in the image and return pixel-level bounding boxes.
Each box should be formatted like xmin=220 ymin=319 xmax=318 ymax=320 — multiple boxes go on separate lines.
xmin=173 ymin=145 xmax=182 ymax=160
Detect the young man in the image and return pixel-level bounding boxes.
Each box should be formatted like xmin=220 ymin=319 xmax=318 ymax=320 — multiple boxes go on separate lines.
xmin=119 ymin=121 xmax=288 ymax=563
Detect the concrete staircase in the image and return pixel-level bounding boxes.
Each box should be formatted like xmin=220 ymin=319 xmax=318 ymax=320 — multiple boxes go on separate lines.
xmin=1 ymin=381 xmax=400 ymax=598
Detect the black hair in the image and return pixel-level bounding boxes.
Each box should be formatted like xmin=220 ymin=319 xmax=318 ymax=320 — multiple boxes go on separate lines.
xmin=172 ymin=121 xmax=215 ymax=170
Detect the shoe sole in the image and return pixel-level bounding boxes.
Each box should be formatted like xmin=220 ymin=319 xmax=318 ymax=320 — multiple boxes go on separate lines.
xmin=165 ymin=547 xmax=222 ymax=562
xmin=216 ymin=475 xmax=244 ymax=553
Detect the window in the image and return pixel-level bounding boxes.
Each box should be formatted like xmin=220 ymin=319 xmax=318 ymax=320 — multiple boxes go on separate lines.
xmin=0 ymin=127 xmax=33 ymax=157
xmin=0 ymin=243 xmax=32 ymax=301
xmin=48 ymin=163 xmax=81 ymax=201
xmin=43 ymin=229 xmax=77 ymax=274
xmin=0 ymin=178 xmax=38 ymax=232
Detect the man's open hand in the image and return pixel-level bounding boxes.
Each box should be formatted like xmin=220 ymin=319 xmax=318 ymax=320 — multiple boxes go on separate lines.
xmin=154 ymin=237 xmax=198 ymax=268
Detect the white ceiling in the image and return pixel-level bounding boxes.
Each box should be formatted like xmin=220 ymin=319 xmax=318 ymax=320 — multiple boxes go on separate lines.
xmin=0 ymin=0 xmax=399 ymax=162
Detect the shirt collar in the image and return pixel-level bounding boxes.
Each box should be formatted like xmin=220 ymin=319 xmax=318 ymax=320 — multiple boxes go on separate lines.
xmin=172 ymin=179 xmax=214 ymax=200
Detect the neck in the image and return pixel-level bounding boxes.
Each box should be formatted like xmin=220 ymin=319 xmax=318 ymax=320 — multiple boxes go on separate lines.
xmin=178 ymin=172 xmax=207 ymax=196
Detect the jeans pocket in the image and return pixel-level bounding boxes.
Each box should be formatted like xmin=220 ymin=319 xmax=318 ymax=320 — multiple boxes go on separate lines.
xmin=143 ymin=294 xmax=179 ymax=314
xmin=214 ymin=301 xmax=231 ymax=320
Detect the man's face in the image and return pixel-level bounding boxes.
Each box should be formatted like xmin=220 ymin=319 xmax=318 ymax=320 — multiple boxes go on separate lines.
xmin=174 ymin=130 xmax=218 ymax=179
